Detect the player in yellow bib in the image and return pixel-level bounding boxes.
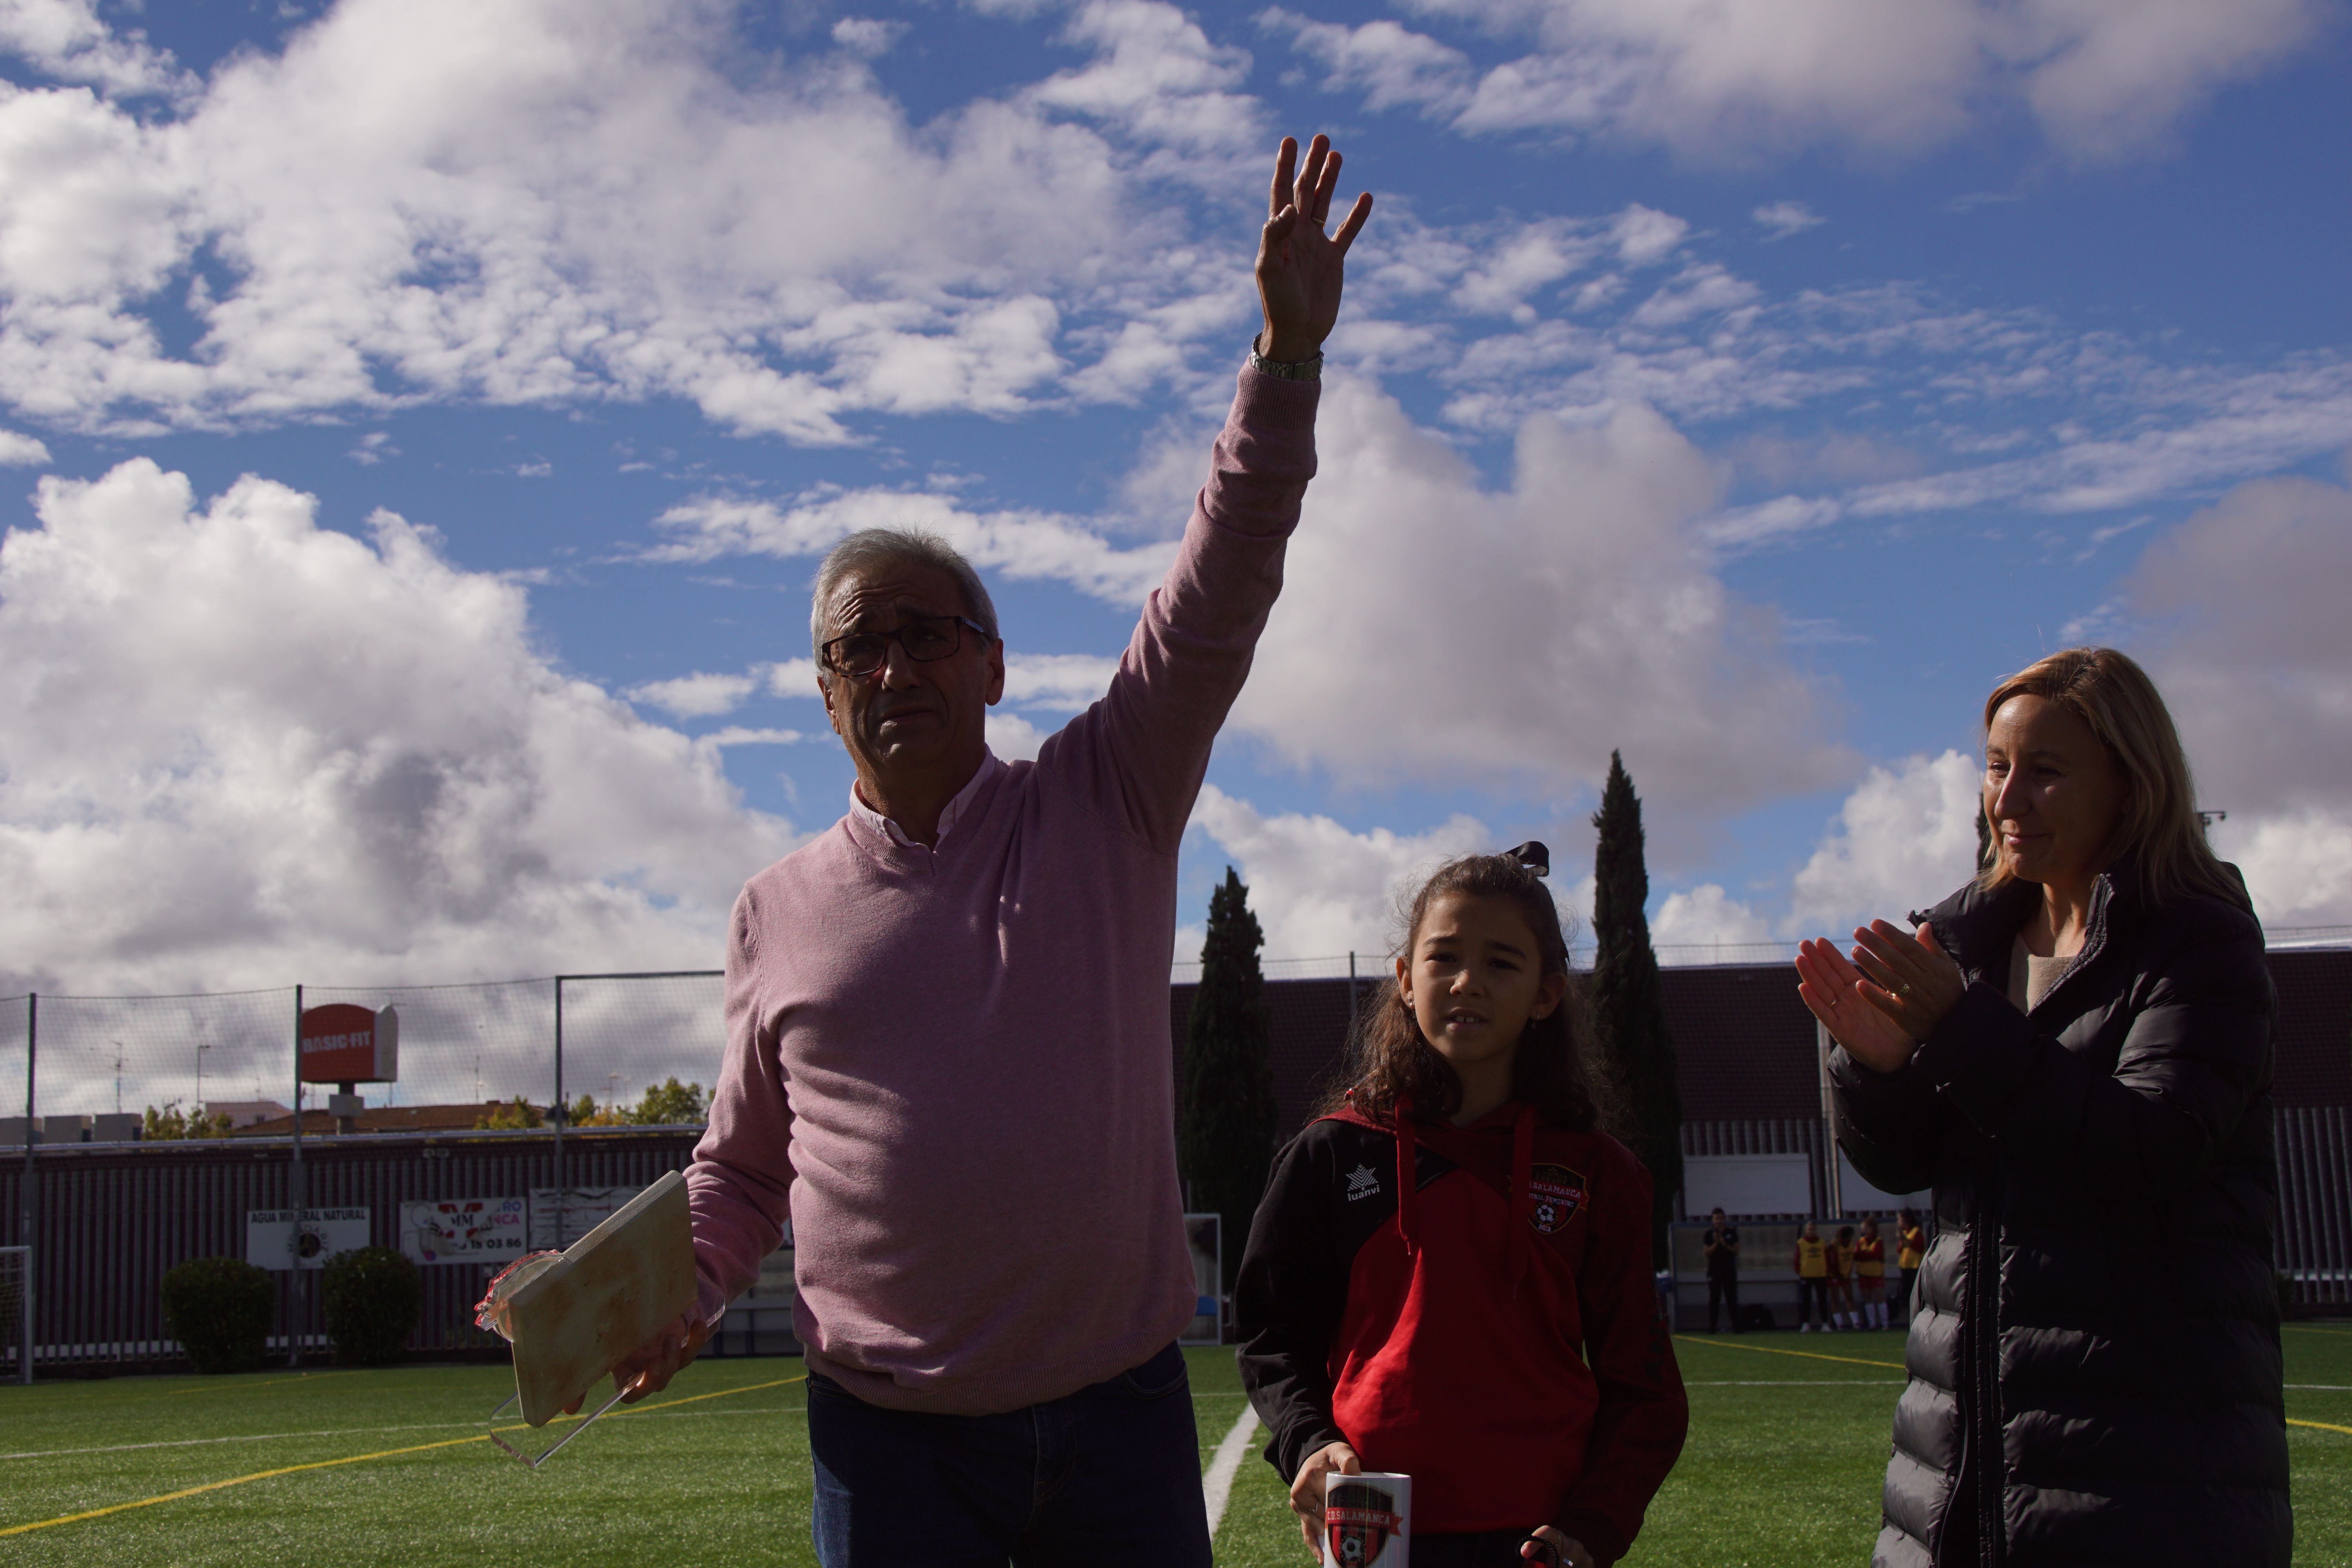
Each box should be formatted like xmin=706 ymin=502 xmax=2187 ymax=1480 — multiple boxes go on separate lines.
xmin=1853 ymin=1218 xmax=1888 ymax=1329
xmin=1893 ymin=1208 xmax=1927 ymax=1325
xmin=1792 ymin=1221 xmax=1830 ymax=1333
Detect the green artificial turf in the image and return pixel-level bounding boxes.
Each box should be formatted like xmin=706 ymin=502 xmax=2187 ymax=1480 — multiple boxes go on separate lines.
xmin=1 ymin=1329 xmax=2346 ymax=1566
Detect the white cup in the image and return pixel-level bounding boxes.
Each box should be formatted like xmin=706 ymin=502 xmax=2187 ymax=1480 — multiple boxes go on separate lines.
xmin=1324 ymin=1470 xmax=1411 ymax=1568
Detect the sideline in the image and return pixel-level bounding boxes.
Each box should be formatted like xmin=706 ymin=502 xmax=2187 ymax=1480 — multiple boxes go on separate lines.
xmin=0 ymin=1375 xmax=805 ymax=1539
xmin=1201 ymin=1406 xmax=1259 ymax=1538
xmin=1673 ymin=1334 xmax=1906 ymax=1372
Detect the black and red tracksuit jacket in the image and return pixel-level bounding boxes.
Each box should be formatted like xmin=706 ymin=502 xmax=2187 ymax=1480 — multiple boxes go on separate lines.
xmin=1235 ymin=1100 xmax=1688 ymax=1563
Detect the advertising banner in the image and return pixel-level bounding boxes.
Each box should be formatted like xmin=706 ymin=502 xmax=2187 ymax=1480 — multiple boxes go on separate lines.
xmin=246 ymin=1207 xmax=371 ymax=1270
xmin=299 ymin=1003 xmax=400 ymax=1084
xmin=528 ymin=1186 xmax=633 ymax=1249
xmin=398 ymin=1196 xmax=528 ymax=1265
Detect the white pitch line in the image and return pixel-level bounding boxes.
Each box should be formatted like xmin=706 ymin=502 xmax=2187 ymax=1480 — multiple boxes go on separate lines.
xmin=1201 ymin=1405 xmax=1259 ymax=1537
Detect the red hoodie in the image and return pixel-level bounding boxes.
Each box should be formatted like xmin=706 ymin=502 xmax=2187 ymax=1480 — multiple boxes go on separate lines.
xmin=1235 ymin=1100 xmax=1688 ymax=1563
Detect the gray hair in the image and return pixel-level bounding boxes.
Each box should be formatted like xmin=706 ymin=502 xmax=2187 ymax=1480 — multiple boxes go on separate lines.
xmin=809 ymin=528 xmax=1000 ymax=667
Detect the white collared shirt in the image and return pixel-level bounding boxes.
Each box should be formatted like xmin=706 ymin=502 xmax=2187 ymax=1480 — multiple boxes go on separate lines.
xmin=848 ymin=749 xmax=1005 ymax=849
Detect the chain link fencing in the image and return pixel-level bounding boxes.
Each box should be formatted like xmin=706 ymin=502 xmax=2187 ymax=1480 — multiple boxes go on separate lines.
xmin=0 ymin=974 xmax=735 ymax=1146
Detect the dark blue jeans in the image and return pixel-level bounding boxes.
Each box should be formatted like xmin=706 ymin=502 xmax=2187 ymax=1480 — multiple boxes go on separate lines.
xmin=807 ymin=1341 xmax=1212 ymax=1568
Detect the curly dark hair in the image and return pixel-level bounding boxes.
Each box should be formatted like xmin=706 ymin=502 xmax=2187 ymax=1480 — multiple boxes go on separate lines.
xmin=1316 ymin=853 xmax=1615 ymax=1132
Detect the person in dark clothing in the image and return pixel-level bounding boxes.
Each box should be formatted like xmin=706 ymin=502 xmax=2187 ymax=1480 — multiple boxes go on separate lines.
xmin=1796 ymin=647 xmax=2288 ymax=1568
xmin=1238 ymin=852 xmax=1688 ymax=1568
xmin=1702 ymin=1207 xmax=1740 ymax=1333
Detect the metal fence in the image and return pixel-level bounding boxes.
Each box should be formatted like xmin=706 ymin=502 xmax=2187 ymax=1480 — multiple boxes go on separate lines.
xmin=0 ymin=973 xmax=727 ymax=1145
xmin=0 ymin=1127 xmax=731 ymax=1372
xmin=2278 ymin=1105 xmax=2352 ymax=1308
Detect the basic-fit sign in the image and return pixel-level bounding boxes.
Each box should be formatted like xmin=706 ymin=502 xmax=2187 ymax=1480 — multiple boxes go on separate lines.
xmin=299 ymin=1003 xmax=399 ymax=1083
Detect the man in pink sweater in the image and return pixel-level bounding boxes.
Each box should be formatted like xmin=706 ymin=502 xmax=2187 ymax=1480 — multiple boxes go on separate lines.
xmin=607 ymin=136 xmax=1372 ymax=1565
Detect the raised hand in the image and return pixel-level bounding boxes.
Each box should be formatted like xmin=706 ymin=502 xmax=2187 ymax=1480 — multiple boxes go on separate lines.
xmin=1256 ymin=134 xmax=1373 ymax=363
xmin=1796 ymin=937 xmax=1916 ymax=1073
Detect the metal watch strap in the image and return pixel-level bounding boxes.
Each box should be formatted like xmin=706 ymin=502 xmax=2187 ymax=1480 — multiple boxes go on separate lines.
xmin=1249 ymin=344 xmax=1323 ymax=381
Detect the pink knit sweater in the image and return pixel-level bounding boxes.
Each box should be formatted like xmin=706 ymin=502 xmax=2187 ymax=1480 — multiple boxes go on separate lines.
xmin=685 ymin=363 xmax=1319 ymax=1415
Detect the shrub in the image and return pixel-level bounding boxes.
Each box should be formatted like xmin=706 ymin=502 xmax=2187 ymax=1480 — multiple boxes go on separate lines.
xmin=160 ymin=1256 xmax=274 ymax=1374
xmin=321 ymin=1246 xmax=421 ymax=1365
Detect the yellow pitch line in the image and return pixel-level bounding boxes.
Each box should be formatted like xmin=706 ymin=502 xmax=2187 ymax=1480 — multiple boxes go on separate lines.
xmin=169 ymin=1369 xmax=364 ymax=1396
xmin=2285 ymin=1324 xmax=2352 ymax=1339
xmin=0 ymin=1373 xmax=807 ymax=1538
xmin=2289 ymin=1418 xmax=2352 ymax=1437
xmin=1673 ymin=1334 xmax=1906 ymax=1372
xmin=0 ymin=1433 xmax=492 ymax=1537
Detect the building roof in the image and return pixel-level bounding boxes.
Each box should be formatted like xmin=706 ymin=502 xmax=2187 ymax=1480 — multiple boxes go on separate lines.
xmin=1178 ymin=946 xmax=2352 ymax=1141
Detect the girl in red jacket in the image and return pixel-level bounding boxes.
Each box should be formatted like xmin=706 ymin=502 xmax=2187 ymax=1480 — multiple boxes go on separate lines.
xmin=1237 ymin=850 xmax=1689 ymax=1568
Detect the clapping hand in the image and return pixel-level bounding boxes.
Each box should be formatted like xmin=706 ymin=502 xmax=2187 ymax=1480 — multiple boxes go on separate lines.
xmin=1255 ymin=134 xmax=1372 ymax=364
xmin=1796 ymin=920 xmax=1964 ymax=1073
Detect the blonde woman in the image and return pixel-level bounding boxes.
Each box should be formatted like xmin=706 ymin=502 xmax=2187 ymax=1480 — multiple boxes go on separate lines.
xmin=1796 ymin=648 xmax=2286 ymax=1568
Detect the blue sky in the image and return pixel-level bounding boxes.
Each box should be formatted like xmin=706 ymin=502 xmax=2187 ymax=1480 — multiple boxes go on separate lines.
xmin=2 ymin=0 xmax=2349 ymax=1001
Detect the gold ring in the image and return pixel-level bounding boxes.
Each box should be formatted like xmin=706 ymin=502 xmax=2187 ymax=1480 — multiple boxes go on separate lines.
xmin=1897 ymin=982 xmax=1915 ymax=1000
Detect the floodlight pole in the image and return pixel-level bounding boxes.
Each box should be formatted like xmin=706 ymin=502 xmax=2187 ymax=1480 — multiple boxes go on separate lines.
xmin=20 ymin=993 xmax=34 ymax=1385
xmin=289 ymin=984 xmax=304 ymax=1368
xmin=552 ymin=976 xmax=565 ymax=1249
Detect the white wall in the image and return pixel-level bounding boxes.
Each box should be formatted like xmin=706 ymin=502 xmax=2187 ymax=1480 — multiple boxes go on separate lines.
xmin=1684 ymin=1153 xmax=1812 ymax=1217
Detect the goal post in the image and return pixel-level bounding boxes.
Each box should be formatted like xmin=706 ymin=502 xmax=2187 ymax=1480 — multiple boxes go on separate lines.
xmin=0 ymin=1245 xmax=26 ymax=1385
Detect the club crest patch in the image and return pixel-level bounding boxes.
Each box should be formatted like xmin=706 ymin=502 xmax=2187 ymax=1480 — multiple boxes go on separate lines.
xmin=1528 ymin=1163 xmax=1587 ymax=1234
xmin=1327 ymin=1480 xmax=1403 ymax=1567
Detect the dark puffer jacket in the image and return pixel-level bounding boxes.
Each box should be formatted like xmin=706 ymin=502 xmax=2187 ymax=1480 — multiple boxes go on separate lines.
xmin=1830 ymin=859 xmax=2288 ymax=1567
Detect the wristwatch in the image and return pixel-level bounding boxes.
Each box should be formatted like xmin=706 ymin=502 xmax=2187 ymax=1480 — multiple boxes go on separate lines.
xmin=1249 ymin=340 xmax=1323 ymax=380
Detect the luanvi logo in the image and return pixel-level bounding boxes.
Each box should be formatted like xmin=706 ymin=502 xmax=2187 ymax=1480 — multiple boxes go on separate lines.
xmin=1344 ymin=1164 xmax=1380 ymax=1202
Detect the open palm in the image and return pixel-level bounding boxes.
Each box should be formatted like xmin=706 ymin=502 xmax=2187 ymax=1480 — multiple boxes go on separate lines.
xmin=1796 ymin=938 xmax=1915 ymax=1073
xmin=1255 ymin=134 xmax=1372 ymax=363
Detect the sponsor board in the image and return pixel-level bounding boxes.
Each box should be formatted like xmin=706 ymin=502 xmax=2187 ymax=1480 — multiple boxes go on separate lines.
xmin=247 ymin=1207 xmax=371 ymax=1270
xmin=399 ymin=1196 xmax=528 ymax=1265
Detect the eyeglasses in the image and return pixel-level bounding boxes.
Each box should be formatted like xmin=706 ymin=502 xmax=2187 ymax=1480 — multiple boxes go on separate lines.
xmin=820 ymin=614 xmax=993 ymax=678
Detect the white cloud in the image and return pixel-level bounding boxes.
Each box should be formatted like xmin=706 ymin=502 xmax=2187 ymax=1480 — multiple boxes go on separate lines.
xmin=1033 ymin=0 xmax=1265 ymax=170
xmin=1227 ymin=378 xmax=1848 ymax=815
xmin=0 ymin=0 xmax=1263 ymax=438
xmin=1751 ymin=201 xmax=1823 ymax=239
xmin=2122 ymin=472 xmax=2352 ymax=926
xmin=0 ymin=0 xmax=189 ymax=98
xmin=1002 ymin=652 xmax=1121 ymax=710
xmin=1610 ymin=204 xmax=1688 ymax=266
xmin=1346 ymin=0 xmax=2325 ymax=161
xmin=985 ymin=711 xmax=1051 ymax=760
xmin=1189 ymin=784 xmax=1495 ymax=957
xmin=1258 ymin=11 xmax=1475 ymax=116
xmin=830 ymin=17 xmax=907 ymax=58
xmin=0 ymin=426 xmax=50 ymax=465
xmin=762 ymin=657 xmax=824 ymax=698
xmin=2216 ymin=811 xmax=2352 ymax=929
xmin=1789 ymin=750 xmax=1982 ymax=935
xmin=1651 ymin=883 xmax=1777 ymax=951
xmin=628 ymin=670 xmax=759 ymax=719
xmin=0 ymin=457 xmax=798 ymax=994
xmin=649 ymin=489 xmax=1177 ymax=604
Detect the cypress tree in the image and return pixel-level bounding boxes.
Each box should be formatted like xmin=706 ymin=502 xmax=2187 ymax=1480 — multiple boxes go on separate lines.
xmin=1588 ymin=751 xmax=1684 ymax=1265
xmin=1179 ymin=867 xmax=1278 ymax=1290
